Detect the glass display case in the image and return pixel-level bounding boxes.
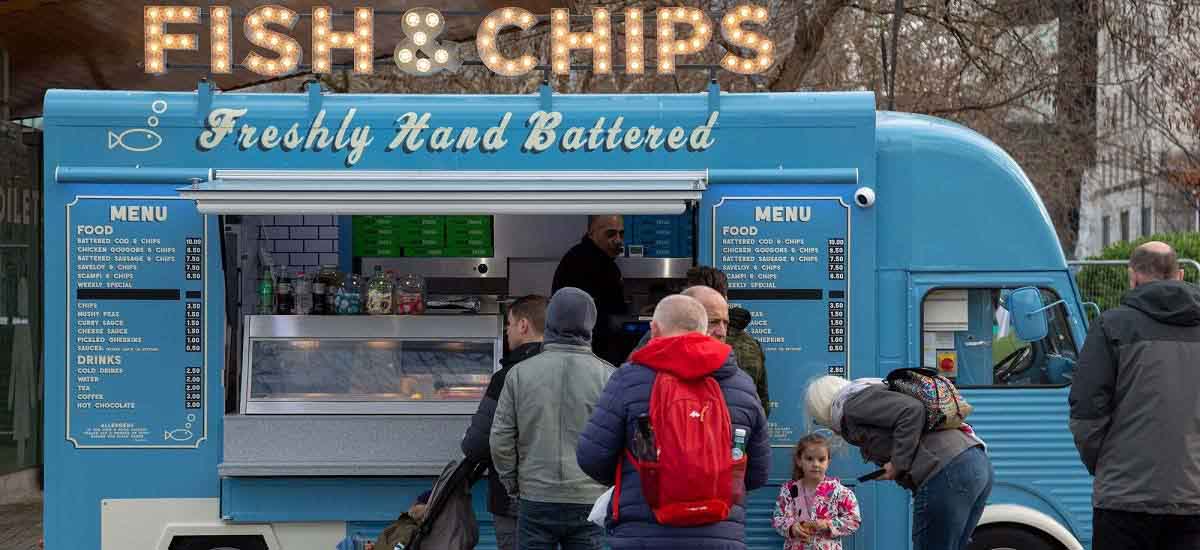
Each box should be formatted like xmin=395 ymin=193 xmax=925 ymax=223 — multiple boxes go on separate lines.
xmin=240 ymin=315 xmax=501 ymax=414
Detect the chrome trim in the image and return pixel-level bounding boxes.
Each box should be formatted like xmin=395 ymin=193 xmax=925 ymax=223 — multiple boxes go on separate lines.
xmin=616 ymin=257 xmax=694 ymax=279
xmin=212 ymin=169 xmax=708 ymax=189
xmin=243 ymin=314 xmax=500 ymax=339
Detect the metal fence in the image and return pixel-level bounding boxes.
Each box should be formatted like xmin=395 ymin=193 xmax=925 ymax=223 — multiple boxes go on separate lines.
xmin=1069 ymin=258 xmax=1200 ymax=318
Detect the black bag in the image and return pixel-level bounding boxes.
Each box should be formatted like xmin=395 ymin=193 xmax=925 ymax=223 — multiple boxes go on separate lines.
xmin=407 ymin=459 xmax=486 ymax=550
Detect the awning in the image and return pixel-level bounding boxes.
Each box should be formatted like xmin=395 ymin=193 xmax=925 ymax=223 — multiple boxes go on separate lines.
xmin=178 ymin=169 xmax=707 ymax=215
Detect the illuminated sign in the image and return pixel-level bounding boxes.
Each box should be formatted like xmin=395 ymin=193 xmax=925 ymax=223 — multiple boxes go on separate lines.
xmin=143 ymin=4 xmax=775 ymax=78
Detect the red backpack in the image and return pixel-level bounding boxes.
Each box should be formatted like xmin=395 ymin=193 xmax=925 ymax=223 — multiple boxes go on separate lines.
xmin=613 ymin=371 xmax=744 ymax=527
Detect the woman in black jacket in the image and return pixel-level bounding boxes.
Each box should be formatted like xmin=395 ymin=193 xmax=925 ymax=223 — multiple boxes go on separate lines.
xmin=805 ymin=375 xmax=993 ymax=550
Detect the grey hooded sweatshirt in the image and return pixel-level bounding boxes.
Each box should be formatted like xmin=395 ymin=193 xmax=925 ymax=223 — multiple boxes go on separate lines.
xmin=1070 ymin=279 xmax=1200 ymax=514
xmin=490 ymin=287 xmax=616 ymax=504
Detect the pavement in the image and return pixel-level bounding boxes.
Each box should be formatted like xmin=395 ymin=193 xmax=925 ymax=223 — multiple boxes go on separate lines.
xmin=0 ymin=498 xmax=41 ymax=550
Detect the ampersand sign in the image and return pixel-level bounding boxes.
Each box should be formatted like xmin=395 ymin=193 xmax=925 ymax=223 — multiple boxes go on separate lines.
xmin=394 ymin=7 xmax=460 ymax=75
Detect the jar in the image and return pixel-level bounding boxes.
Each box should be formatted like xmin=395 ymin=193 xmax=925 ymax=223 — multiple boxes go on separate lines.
xmin=366 ymin=266 xmax=395 ymax=315
xmin=394 ymin=273 xmax=425 ymax=315
xmin=335 ymin=273 xmax=363 ymax=315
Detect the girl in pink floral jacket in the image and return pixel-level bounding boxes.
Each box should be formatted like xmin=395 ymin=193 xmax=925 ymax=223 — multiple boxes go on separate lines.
xmin=772 ymin=433 xmax=862 ymax=550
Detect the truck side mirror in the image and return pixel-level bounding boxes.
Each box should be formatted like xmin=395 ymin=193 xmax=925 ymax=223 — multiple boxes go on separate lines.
xmin=1005 ymin=287 xmax=1052 ymax=342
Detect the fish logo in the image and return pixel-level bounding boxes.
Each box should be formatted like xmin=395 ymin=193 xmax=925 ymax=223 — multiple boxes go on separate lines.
xmin=108 ymin=128 xmax=163 ymax=152
xmin=164 ymin=428 xmax=194 ymax=441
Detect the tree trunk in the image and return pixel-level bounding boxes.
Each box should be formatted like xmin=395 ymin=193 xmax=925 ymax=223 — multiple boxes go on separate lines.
xmin=1052 ymin=0 xmax=1099 ymax=256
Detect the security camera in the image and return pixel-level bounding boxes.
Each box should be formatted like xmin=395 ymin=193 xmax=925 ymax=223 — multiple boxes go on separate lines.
xmin=854 ymin=187 xmax=876 ymax=208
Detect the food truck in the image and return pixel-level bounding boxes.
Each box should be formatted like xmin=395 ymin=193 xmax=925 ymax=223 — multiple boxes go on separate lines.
xmin=42 ymin=81 xmax=1093 ymax=550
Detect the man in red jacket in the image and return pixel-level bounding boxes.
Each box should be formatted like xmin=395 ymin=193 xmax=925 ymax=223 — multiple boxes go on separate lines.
xmin=577 ymin=294 xmax=770 ymax=550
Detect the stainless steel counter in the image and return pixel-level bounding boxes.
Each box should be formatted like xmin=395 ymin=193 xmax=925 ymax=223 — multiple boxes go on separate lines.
xmin=240 ymin=314 xmax=502 ymax=415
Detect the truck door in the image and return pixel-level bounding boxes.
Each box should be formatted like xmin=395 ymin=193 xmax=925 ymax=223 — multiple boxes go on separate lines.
xmin=909 ymin=273 xmax=1091 ymax=549
xmin=699 ymin=178 xmax=878 ymax=549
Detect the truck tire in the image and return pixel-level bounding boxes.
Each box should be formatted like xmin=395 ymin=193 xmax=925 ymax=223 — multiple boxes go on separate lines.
xmin=168 ymin=535 xmax=269 ymax=550
xmin=969 ymin=525 xmax=1062 ymax=550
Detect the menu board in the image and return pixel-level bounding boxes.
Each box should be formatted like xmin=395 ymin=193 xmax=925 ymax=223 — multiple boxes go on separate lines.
xmin=712 ymin=198 xmax=849 ymax=444
xmin=66 ymin=197 xmax=206 ymax=448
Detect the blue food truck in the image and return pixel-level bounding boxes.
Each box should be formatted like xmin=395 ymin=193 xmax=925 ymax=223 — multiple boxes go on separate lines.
xmin=43 ymin=82 xmax=1091 ymax=550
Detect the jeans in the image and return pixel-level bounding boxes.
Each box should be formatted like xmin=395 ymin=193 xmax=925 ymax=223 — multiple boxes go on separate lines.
xmin=912 ymin=446 xmax=993 ymax=550
xmin=494 ymin=513 xmax=518 ymax=550
xmin=519 ymin=499 xmax=603 ymax=550
xmin=1093 ymin=509 xmax=1200 ymax=550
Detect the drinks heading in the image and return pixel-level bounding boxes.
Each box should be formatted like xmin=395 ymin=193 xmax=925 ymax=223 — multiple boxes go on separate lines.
xmin=144 ymin=4 xmax=775 ymax=78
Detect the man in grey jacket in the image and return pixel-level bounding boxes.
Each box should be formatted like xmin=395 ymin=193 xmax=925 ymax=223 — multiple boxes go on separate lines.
xmin=490 ymin=287 xmax=616 ymax=550
xmin=1070 ymin=241 xmax=1200 ymax=550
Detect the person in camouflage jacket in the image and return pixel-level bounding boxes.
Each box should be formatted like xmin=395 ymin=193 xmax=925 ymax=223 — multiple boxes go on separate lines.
xmin=728 ymin=306 xmax=769 ymax=417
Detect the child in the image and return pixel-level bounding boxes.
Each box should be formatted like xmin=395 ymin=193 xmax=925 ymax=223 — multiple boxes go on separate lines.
xmin=772 ymin=433 xmax=861 ymax=550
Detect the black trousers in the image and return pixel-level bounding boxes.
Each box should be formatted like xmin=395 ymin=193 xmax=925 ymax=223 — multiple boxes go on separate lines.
xmin=1093 ymin=508 xmax=1200 ymax=550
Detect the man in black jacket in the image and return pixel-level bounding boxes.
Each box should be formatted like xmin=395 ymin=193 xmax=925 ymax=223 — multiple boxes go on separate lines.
xmin=1070 ymin=241 xmax=1200 ymax=550
xmin=461 ymin=295 xmax=547 ymax=550
xmin=552 ymin=215 xmax=626 ymax=364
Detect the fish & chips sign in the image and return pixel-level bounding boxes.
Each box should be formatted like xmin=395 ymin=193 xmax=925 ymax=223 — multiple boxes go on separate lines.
xmin=144 ymin=4 xmax=776 ymax=78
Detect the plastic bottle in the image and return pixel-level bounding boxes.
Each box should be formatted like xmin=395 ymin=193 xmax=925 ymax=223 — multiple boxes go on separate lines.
xmin=635 ymin=414 xmax=657 ymax=462
xmin=256 ymin=267 xmax=274 ymax=315
xmin=366 ymin=266 xmax=394 ymax=315
xmin=732 ymin=427 xmax=747 ymax=461
xmin=310 ymin=271 xmax=327 ymax=315
xmin=294 ymin=272 xmax=313 ymax=315
xmin=275 ymin=274 xmax=294 ymax=315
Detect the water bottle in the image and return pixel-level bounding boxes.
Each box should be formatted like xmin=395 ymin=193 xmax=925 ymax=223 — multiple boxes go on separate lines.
xmin=635 ymin=414 xmax=657 ymax=462
xmin=256 ymin=267 xmax=274 ymax=315
xmin=294 ymin=273 xmax=313 ymax=315
xmin=732 ymin=428 xmax=747 ymax=461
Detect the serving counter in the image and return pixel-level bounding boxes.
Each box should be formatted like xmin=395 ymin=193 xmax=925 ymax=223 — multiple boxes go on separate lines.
xmin=221 ymin=314 xmax=500 ymax=478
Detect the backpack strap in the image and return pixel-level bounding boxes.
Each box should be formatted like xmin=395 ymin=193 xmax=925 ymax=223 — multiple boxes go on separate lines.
xmin=612 ymin=451 xmax=629 ymax=522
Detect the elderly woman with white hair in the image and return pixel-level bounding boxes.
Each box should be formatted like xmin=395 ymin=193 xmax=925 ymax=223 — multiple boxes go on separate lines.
xmin=805 ymin=375 xmax=992 ymax=550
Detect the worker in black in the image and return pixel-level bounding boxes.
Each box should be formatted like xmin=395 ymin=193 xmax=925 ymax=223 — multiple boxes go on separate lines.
xmin=552 ymin=215 xmax=627 ymax=365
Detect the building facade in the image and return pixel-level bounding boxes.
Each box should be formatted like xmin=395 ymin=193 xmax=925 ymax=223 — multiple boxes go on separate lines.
xmin=1076 ymin=3 xmax=1199 ymax=257
xmin=0 ymin=119 xmax=42 ymax=501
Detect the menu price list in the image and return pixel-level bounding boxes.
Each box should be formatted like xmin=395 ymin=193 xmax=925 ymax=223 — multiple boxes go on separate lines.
xmin=67 ymin=198 xmax=205 ymax=447
xmin=185 ymin=237 xmax=203 ymax=281
xmin=186 ymin=367 xmax=202 ymax=409
xmin=185 ymin=301 xmax=202 ymax=353
xmin=828 ymin=238 xmax=846 ymax=281
xmin=828 ymin=301 xmax=846 ymax=353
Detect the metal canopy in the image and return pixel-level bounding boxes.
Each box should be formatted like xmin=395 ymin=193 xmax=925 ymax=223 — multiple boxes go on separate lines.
xmin=178 ymin=169 xmax=707 ymax=215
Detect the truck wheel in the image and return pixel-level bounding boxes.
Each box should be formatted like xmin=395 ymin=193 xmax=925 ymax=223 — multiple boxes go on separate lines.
xmin=969 ymin=526 xmax=1061 ymax=550
xmin=168 ymin=535 xmax=269 ymax=550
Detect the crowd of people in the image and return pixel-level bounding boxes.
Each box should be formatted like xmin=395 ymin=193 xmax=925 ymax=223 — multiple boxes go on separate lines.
xmin=375 ymin=221 xmax=1200 ymax=550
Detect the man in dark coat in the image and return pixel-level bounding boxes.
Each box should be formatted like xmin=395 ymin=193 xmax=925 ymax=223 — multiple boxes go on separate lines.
xmin=1070 ymin=241 xmax=1200 ymax=550
xmin=577 ymin=294 xmax=771 ymax=550
xmin=552 ymin=215 xmax=627 ymax=365
xmin=461 ymin=295 xmax=547 ymax=550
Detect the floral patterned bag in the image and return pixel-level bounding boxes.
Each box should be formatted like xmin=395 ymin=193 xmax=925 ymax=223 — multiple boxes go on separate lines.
xmin=885 ymin=367 xmax=973 ymax=431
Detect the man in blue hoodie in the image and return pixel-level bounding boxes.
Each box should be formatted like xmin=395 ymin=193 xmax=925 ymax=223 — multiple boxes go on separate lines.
xmin=577 ymin=293 xmax=771 ymax=550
